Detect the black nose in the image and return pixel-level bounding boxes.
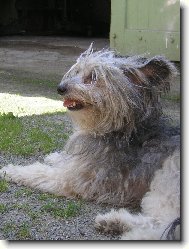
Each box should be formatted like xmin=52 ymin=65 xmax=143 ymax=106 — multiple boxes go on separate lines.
xmin=57 ymin=84 xmax=67 ymax=95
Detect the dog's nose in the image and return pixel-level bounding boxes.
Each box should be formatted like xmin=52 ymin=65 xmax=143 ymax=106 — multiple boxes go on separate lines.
xmin=57 ymin=84 xmax=67 ymax=95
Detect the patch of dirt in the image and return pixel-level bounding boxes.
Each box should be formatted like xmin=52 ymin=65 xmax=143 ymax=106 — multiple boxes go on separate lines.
xmin=0 ymin=36 xmax=109 ymax=76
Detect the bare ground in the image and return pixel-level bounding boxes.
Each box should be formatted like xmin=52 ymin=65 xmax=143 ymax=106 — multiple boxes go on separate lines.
xmin=0 ymin=36 xmax=180 ymax=241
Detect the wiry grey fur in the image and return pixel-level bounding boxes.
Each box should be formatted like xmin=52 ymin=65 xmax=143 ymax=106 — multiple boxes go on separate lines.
xmin=0 ymin=44 xmax=180 ymax=239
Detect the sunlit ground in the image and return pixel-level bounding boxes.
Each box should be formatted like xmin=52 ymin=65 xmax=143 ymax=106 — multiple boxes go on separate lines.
xmin=0 ymin=93 xmax=66 ymax=117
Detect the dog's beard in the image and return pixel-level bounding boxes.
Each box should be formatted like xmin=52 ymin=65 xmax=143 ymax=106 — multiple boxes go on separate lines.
xmin=68 ymin=104 xmax=102 ymax=133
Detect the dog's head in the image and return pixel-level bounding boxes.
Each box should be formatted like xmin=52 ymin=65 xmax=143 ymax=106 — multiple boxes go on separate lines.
xmin=58 ymin=44 xmax=177 ymax=137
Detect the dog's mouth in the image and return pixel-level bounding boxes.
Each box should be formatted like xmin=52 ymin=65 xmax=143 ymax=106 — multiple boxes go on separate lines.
xmin=63 ymin=99 xmax=84 ymax=111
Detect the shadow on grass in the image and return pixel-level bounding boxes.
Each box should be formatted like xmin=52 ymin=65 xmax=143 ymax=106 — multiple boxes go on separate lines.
xmin=0 ymin=111 xmax=71 ymax=157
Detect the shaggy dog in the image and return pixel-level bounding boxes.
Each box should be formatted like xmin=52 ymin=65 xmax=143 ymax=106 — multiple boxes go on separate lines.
xmin=0 ymin=44 xmax=180 ymax=240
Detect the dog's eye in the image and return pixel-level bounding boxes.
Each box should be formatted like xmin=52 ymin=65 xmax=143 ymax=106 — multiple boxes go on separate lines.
xmin=84 ymin=71 xmax=97 ymax=85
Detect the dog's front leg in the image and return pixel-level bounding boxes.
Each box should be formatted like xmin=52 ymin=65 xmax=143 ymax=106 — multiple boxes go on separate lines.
xmin=0 ymin=162 xmax=71 ymax=196
xmin=44 ymin=151 xmax=70 ymax=167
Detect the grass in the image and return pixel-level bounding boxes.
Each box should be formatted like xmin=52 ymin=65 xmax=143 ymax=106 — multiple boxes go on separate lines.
xmin=11 ymin=203 xmax=41 ymax=221
xmin=17 ymin=222 xmax=31 ymax=239
xmin=0 ymin=204 xmax=7 ymax=213
xmin=12 ymin=203 xmax=31 ymax=211
xmin=1 ymin=197 xmax=83 ymax=239
xmin=0 ymin=112 xmax=69 ymax=156
xmin=41 ymin=200 xmax=83 ymax=218
xmin=37 ymin=192 xmax=57 ymax=201
xmin=14 ymin=187 xmax=33 ymax=198
xmin=27 ymin=210 xmax=41 ymax=221
xmin=0 ymin=178 xmax=9 ymax=193
xmin=2 ymin=222 xmax=17 ymax=236
xmin=10 ymin=193 xmax=83 ymax=221
xmin=2 ymin=222 xmax=31 ymax=240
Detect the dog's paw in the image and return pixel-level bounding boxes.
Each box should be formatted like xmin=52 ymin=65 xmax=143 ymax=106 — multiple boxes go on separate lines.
xmin=95 ymin=209 xmax=128 ymax=235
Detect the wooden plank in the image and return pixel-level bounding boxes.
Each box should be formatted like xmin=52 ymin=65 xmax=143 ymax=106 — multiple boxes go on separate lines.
xmin=110 ymin=0 xmax=180 ymax=61
xmin=148 ymin=0 xmax=180 ymax=31
xmin=110 ymin=0 xmax=126 ymax=51
xmin=126 ymin=0 xmax=150 ymax=30
xmin=122 ymin=30 xmax=180 ymax=61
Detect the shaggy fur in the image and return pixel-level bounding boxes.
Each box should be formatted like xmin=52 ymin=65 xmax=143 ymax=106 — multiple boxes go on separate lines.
xmin=95 ymin=150 xmax=180 ymax=240
xmin=0 ymin=44 xmax=180 ymax=240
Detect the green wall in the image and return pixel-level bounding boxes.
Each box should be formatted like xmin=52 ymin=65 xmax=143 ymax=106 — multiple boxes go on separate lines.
xmin=110 ymin=0 xmax=180 ymax=61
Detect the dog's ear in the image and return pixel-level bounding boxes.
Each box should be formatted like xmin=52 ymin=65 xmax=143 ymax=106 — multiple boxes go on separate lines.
xmin=123 ymin=56 xmax=176 ymax=89
xmin=137 ymin=56 xmax=174 ymax=83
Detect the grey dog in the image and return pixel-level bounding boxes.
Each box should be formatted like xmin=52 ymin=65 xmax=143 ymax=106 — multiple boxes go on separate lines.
xmin=0 ymin=44 xmax=180 ymax=239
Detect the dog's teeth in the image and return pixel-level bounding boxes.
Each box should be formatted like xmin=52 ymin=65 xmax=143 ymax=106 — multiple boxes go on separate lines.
xmin=73 ymin=102 xmax=76 ymax=107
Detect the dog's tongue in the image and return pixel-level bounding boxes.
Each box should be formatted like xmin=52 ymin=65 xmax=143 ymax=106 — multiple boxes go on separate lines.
xmin=63 ymin=99 xmax=73 ymax=107
xmin=63 ymin=99 xmax=79 ymax=107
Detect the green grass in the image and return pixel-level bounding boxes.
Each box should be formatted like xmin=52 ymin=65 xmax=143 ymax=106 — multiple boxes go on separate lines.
xmin=37 ymin=192 xmax=57 ymax=201
xmin=0 ymin=112 xmax=69 ymax=156
xmin=11 ymin=203 xmax=33 ymax=214
xmin=2 ymin=222 xmax=17 ymax=235
xmin=17 ymin=222 xmax=31 ymax=239
xmin=41 ymin=200 xmax=82 ymax=218
xmin=11 ymin=203 xmax=41 ymax=221
xmin=27 ymin=210 xmax=41 ymax=221
xmin=10 ymin=188 xmax=83 ymax=220
xmin=14 ymin=127 xmax=56 ymax=155
xmin=0 ymin=113 xmax=49 ymax=155
xmin=2 ymin=222 xmax=31 ymax=239
xmin=0 ymin=204 xmax=7 ymax=213
xmin=14 ymin=187 xmax=33 ymax=198
xmin=0 ymin=178 xmax=9 ymax=193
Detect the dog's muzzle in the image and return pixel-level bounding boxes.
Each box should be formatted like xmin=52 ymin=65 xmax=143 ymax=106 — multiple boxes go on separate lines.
xmin=57 ymin=83 xmax=85 ymax=111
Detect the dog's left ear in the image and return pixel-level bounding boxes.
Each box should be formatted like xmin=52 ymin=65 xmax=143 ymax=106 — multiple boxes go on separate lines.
xmin=123 ymin=56 xmax=176 ymax=88
xmin=137 ymin=56 xmax=175 ymax=84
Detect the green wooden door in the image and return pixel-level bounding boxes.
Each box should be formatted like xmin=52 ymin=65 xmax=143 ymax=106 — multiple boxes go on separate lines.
xmin=110 ymin=0 xmax=180 ymax=61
